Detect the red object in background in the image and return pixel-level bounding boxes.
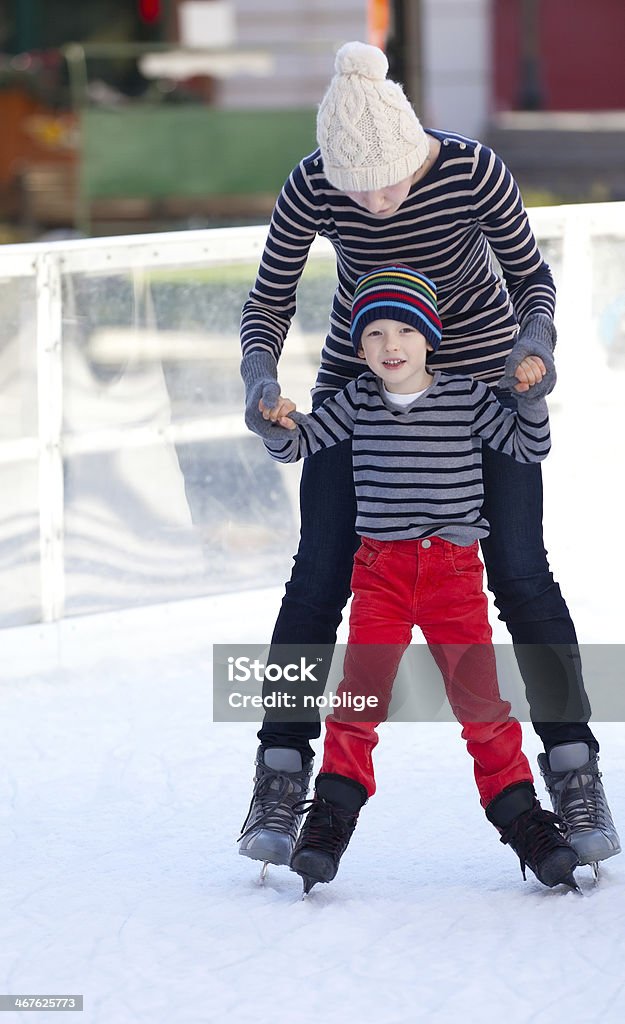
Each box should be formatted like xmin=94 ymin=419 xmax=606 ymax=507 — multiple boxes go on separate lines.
xmin=493 ymin=0 xmax=625 ymax=111
xmin=139 ymin=0 xmax=161 ymax=23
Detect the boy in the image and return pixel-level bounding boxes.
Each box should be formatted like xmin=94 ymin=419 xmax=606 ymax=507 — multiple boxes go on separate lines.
xmin=258 ymin=264 xmax=579 ymax=894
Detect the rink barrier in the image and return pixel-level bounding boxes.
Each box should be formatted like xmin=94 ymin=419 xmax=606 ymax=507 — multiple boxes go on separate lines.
xmin=0 ymin=203 xmax=623 ymax=624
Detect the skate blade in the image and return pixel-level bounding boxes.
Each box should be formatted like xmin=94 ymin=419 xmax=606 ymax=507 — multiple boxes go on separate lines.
xmin=259 ymin=861 xmax=269 ymax=884
xmin=574 ymin=862 xmax=602 ymax=896
xmin=561 ymin=871 xmax=581 ymax=893
xmin=301 ymin=875 xmax=319 ymax=896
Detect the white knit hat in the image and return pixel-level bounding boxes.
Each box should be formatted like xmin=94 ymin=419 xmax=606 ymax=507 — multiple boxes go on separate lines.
xmin=317 ymin=41 xmax=430 ymax=192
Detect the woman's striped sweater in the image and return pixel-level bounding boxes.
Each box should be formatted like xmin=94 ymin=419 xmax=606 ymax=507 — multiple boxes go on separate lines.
xmin=264 ymin=372 xmax=551 ymax=545
xmin=240 ymin=131 xmax=555 ymax=394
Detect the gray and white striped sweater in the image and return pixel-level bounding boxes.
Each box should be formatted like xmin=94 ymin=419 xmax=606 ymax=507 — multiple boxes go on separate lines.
xmin=241 ymin=131 xmax=555 ymax=395
xmin=264 ymin=372 xmax=550 ymax=545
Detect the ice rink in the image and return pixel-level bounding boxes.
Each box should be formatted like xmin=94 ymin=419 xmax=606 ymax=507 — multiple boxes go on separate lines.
xmin=2 ymin=214 xmax=625 ymax=1023
xmin=3 ymin=479 xmax=625 ymax=1024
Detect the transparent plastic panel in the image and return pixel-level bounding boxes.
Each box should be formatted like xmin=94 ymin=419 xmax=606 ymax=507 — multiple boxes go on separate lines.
xmin=540 ymin=229 xmax=625 ymax=608
xmin=61 ymin=266 xmax=227 ymax=436
xmin=0 ymin=276 xmax=40 ymax=625
xmin=0 ymin=457 xmax=40 ymax=626
xmin=0 ymin=276 xmax=38 ymax=442
xmin=61 ymin=255 xmax=337 ymax=436
xmin=62 ymin=438 xmax=300 ymax=616
xmin=59 ymin=258 xmax=324 ymax=615
xmin=591 ymin=236 xmax=625 ymax=372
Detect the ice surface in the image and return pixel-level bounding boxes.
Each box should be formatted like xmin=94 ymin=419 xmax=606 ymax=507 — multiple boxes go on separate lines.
xmin=2 ymin=577 xmax=625 ymax=1024
xmin=2 ymin=230 xmax=625 ymax=1022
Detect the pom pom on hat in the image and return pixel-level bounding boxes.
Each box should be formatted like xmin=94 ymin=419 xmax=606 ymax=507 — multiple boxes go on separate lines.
xmin=317 ymin=41 xmax=430 ymax=193
xmin=350 ymin=265 xmax=443 ymax=355
xmin=334 ymin=40 xmax=388 ymax=78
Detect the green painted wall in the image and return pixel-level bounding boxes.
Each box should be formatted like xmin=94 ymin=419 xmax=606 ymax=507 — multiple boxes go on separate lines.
xmin=82 ymin=106 xmax=318 ymax=198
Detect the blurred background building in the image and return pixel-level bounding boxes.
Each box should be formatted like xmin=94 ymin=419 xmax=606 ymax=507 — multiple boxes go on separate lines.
xmin=0 ymin=0 xmax=624 ymax=241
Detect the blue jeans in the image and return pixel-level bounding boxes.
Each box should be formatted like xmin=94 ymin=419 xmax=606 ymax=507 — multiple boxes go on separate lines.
xmin=259 ymin=392 xmax=597 ymax=758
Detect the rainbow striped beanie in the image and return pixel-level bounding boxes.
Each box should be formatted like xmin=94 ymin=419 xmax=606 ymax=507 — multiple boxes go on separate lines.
xmin=350 ymin=265 xmax=442 ymax=354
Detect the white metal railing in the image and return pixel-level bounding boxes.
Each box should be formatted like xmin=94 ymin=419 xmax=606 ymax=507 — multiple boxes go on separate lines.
xmin=0 ymin=203 xmax=624 ymax=625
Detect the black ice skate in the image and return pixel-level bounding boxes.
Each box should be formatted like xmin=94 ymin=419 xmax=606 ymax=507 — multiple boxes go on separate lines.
xmin=486 ymin=782 xmax=580 ymax=890
xmin=290 ymin=773 xmax=368 ymax=894
xmin=238 ymin=747 xmax=313 ymax=875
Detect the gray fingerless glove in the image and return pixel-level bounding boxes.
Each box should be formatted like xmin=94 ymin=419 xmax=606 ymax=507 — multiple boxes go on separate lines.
xmin=498 ymin=314 xmax=557 ymax=400
xmin=240 ymin=350 xmax=282 ymax=439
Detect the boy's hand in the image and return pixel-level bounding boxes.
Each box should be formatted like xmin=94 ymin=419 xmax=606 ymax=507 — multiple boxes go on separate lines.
xmin=498 ymin=314 xmax=557 ymax=399
xmin=259 ymin=395 xmax=298 ymax=430
xmin=509 ymin=355 xmax=546 ymax=393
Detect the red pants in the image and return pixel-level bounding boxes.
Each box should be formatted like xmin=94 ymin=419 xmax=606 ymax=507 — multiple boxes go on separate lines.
xmin=321 ymin=536 xmax=533 ymax=808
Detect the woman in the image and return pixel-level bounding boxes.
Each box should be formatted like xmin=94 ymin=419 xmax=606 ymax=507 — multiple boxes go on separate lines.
xmin=237 ymin=42 xmax=619 ymax=873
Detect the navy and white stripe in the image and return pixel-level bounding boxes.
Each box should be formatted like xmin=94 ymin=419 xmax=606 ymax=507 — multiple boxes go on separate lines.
xmin=264 ymin=372 xmax=551 ymax=545
xmin=240 ymin=131 xmax=555 ymax=392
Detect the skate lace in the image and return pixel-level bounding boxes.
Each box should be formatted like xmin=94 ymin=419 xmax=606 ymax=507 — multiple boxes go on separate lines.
xmin=293 ymin=797 xmax=358 ymax=856
xmin=500 ymin=805 xmax=567 ymax=881
xmin=238 ymin=764 xmax=310 ymax=841
xmin=553 ymin=765 xmax=612 ymax=833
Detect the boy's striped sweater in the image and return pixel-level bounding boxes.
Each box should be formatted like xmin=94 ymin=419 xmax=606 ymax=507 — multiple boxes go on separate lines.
xmin=264 ymin=372 xmax=550 ymax=546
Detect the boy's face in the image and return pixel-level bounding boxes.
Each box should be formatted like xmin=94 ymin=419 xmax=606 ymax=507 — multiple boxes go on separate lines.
xmin=343 ymin=175 xmax=413 ymax=217
xmin=358 ymin=318 xmax=433 ymax=393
